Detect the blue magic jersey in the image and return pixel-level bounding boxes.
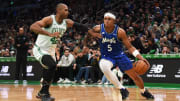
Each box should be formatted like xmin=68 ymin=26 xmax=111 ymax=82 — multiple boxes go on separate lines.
xmin=99 ymin=23 xmax=124 ymax=58
xmin=99 ymin=23 xmax=133 ymax=71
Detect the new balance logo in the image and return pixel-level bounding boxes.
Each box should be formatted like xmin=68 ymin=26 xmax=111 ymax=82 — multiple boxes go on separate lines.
xmin=26 ymin=65 xmax=34 ymax=76
xmin=0 ymin=66 xmax=10 ymax=76
xmin=177 ymin=68 xmax=180 ymax=74
xmin=149 ymin=64 xmax=163 ymax=73
xmin=27 ymin=65 xmax=33 ymax=73
xmin=1 ymin=66 xmax=9 ymax=73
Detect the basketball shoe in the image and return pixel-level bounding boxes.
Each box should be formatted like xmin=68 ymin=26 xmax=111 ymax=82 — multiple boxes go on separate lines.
xmin=36 ymin=92 xmax=55 ymax=101
xmin=120 ymin=88 xmax=129 ymax=100
xmin=141 ymin=89 xmax=154 ymax=99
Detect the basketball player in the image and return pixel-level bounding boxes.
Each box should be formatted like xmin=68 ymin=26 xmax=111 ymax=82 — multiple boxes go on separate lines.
xmin=88 ymin=12 xmax=154 ymax=100
xmin=30 ymin=3 xmax=89 ymax=101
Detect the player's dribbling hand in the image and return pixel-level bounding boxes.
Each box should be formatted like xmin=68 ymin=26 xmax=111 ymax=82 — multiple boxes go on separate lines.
xmin=49 ymin=32 xmax=60 ymax=38
xmin=141 ymin=58 xmax=150 ymax=68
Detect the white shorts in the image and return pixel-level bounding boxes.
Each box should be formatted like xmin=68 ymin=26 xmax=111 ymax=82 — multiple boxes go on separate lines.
xmin=33 ymin=44 xmax=56 ymax=68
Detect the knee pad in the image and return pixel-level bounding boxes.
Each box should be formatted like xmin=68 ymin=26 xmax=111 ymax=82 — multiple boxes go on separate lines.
xmin=99 ymin=59 xmax=113 ymax=73
xmin=41 ymin=55 xmax=56 ymax=69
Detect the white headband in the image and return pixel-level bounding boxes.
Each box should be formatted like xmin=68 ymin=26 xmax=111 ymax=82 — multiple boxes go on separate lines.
xmin=104 ymin=12 xmax=116 ymax=19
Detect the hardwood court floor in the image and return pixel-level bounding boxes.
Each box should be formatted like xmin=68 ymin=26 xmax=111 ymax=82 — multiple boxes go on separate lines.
xmin=0 ymin=84 xmax=180 ymax=101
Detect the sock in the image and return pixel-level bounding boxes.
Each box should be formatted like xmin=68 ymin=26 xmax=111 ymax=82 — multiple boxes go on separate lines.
xmin=140 ymin=88 xmax=145 ymax=93
xmin=40 ymin=68 xmax=55 ymax=94
xmin=40 ymin=81 xmax=50 ymax=94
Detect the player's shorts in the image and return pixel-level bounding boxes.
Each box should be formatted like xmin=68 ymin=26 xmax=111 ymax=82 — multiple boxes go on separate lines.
xmin=101 ymin=54 xmax=133 ymax=72
xmin=32 ymin=44 xmax=56 ymax=68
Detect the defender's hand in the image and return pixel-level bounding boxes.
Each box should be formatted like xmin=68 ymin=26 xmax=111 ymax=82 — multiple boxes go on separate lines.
xmin=49 ymin=32 xmax=60 ymax=38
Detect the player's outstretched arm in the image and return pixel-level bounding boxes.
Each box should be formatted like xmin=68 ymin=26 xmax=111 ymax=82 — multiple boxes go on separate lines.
xmin=66 ymin=19 xmax=88 ymax=32
xmin=66 ymin=19 xmax=101 ymax=38
xmin=118 ymin=28 xmax=150 ymax=67
xmin=88 ymin=25 xmax=102 ymax=38
xmin=30 ymin=17 xmax=59 ymax=38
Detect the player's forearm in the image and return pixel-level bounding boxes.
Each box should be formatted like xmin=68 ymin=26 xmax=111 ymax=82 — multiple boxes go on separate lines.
xmin=129 ymin=46 xmax=144 ymax=60
xmin=30 ymin=23 xmax=51 ymax=36
xmin=73 ymin=22 xmax=88 ymax=32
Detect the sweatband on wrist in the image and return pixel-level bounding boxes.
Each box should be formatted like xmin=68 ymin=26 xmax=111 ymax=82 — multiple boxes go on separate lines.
xmin=132 ymin=50 xmax=140 ymax=57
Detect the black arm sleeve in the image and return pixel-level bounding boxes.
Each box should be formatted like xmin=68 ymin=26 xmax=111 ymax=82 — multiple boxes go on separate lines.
xmin=73 ymin=22 xmax=88 ymax=32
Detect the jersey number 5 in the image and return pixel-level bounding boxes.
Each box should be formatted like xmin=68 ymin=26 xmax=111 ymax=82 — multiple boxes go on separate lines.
xmin=107 ymin=44 xmax=112 ymax=52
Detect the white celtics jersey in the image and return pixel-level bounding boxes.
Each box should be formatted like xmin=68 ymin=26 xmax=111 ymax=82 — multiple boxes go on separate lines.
xmin=35 ymin=15 xmax=67 ymax=56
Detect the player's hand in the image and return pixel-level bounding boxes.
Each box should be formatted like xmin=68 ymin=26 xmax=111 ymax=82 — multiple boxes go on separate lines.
xmin=49 ymin=32 xmax=60 ymax=38
xmin=141 ymin=58 xmax=150 ymax=68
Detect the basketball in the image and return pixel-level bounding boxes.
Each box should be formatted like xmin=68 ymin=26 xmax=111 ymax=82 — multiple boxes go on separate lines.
xmin=133 ymin=60 xmax=149 ymax=75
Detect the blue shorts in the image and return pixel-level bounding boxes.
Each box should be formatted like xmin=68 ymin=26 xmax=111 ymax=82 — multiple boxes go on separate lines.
xmin=101 ymin=55 xmax=133 ymax=72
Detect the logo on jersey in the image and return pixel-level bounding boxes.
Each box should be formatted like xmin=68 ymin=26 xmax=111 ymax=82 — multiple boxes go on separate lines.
xmin=26 ymin=65 xmax=34 ymax=76
xmin=146 ymin=64 xmax=166 ymax=78
xmin=0 ymin=66 xmax=10 ymax=76
xmin=52 ymin=24 xmax=66 ymax=35
xmin=102 ymin=37 xmax=116 ymax=43
xmin=174 ymin=68 xmax=180 ymax=78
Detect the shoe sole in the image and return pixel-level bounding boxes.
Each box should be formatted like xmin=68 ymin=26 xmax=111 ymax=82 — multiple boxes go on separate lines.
xmin=36 ymin=95 xmax=55 ymax=101
xmin=36 ymin=95 xmax=41 ymax=99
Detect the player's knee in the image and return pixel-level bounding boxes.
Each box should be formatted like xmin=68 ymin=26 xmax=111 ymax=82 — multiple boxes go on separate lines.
xmin=99 ymin=59 xmax=113 ymax=73
xmin=41 ymin=55 xmax=56 ymax=69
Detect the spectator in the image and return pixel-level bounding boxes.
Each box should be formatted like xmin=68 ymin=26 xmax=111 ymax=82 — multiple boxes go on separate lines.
xmin=172 ymin=45 xmax=179 ymax=54
xmin=55 ymin=48 xmax=75 ymax=83
xmin=161 ymin=45 xmax=171 ymax=54
xmin=89 ymin=49 xmax=102 ymax=83
xmin=14 ymin=27 xmax=29 ymax=84
xmin=74 ymin=50 xmax=90 ymax=84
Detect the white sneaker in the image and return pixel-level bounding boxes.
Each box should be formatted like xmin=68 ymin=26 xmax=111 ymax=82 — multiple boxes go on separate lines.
xmin=23 ymin=80 xmax=27 ymax=84
xmin=14 ymin=80 xmax=19 ymax=84
xmin=63 ymin=78 xmax=71 ymax=83
xmin=98 ymin=82 xmax=103 ymax=85
xmin=57 ymin=78 xmax=64 ymax=83
xmin=104 ymin=82 xmax=109 ymax=85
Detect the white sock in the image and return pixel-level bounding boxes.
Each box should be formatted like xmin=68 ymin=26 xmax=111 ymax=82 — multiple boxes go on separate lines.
xmin=140 ymin=88 xmax=145 ymax=93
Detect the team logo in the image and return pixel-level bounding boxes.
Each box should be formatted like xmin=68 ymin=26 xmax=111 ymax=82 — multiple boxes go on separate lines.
xmin=0 ymin=66 xmax=10 ymax=76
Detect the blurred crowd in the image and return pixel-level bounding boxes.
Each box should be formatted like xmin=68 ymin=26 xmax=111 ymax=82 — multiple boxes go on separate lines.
xmin=0 ymin=0 xmax=179 ymax=83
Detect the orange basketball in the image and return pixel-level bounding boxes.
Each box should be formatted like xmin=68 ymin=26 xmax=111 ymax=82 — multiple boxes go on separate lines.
xmin=133 ymin=60 xmax=149 ymax=75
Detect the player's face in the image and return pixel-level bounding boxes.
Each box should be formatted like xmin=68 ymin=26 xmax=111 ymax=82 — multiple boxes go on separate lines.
xmin=60 ymin=6 xmax=69 ymax=19
xmin=57 ymin=5 xmax=69 ymax=19
xmin=104 ymin=17 xmax=115 ymax=27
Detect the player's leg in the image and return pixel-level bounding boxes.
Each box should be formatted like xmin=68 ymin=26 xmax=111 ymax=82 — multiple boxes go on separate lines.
xmin=121 ymin=55 xmax=154 ymax=100
xmin=37 ymin=55 xmax=56 ymax=101
xmin=125 ymin=69 xmax=154 ymax=99
xmin=99 ymin=59 xmax=128 ymax=99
